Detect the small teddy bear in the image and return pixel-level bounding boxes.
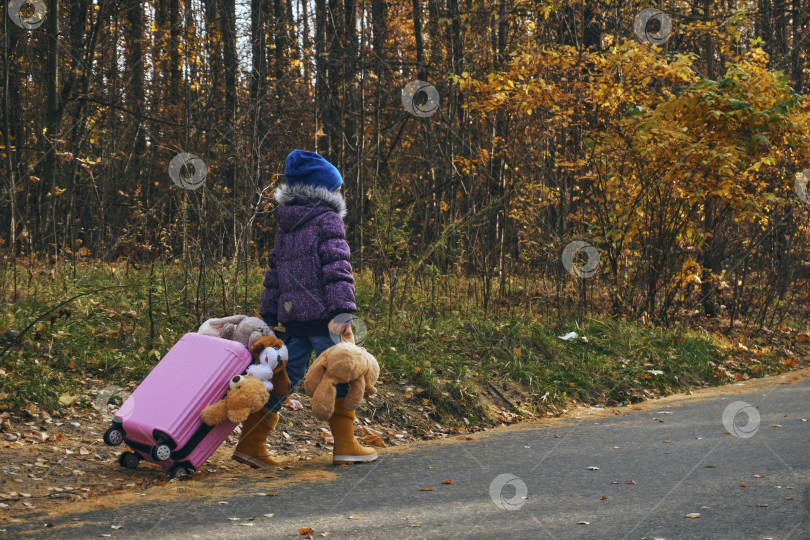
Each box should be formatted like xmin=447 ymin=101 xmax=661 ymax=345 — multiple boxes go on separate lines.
xmin=197 ymin=315 xmax=275 ymax=350
xmin=200 ymin=375 xmax=269 ymax=426
xmin=247 ymin=336 xmax=291 ymax=396
xmin=303 ymin=330 xmax=380 ymax=422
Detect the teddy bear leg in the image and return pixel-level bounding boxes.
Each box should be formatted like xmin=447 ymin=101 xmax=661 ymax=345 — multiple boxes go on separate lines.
xmin=232 ymin=408 xmax=285 ymax=468
xmin=328 ymin=398 xmax=378 ymax=465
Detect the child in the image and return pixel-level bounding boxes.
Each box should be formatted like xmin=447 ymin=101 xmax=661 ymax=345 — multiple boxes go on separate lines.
xmin=231 ymin=149 xmax=378 ymax=467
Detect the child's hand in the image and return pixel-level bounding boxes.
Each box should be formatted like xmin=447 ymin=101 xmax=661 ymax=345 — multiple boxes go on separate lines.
xmin=328 ymin=318 xmax=352 ymax=337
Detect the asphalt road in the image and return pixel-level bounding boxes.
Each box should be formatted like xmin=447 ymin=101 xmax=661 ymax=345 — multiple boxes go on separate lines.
xmin=4 ymin=374 xmax=809 ymax=539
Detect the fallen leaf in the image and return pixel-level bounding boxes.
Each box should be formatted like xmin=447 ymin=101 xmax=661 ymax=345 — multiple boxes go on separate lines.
xmin=600 ymin=496 xmax=607 ymax=500
xmin=79 ymin=447 xmax=90 ymax=455
xmin=404 ymin=387 xmax=413 ymax=398
xmin=663 ymin=438 xmax=672 ymax=443
xmin=348 ymin=515 xmax=361 ymax=519
xmin=58 ymin=393 xmax=79 ymax=406
xmin=442 ymin=480 xmax=452 ymax=485
xmin=25 ymin=430 xmax=48 ymax=443
xmin=587 ymin=466 xmax=600 ymax=471
xmin=111 ymin=525 xmax=122 ymax=530
xmin=578 ymin=521 xmax=590 ymax=525
xmin=358 ymin=427 xmax=387 ymax=448
xmin=740 ymin=483 xmax=747 ymax=487
xmin=756 ymin=504 xmax=768 ymax=507
xmin=419 ymin=488 xmax=433 ymax=491
xmin=283 ymin=399 xmax=304 ymax=411
xmin=298 ymin=527 xmax=314 ymax=535
xmin=228 ymin=518 xmax=239 ymax=521
xmin=754 ymin=474 xmax=764 ymax=478
xmin=263 ymin=514 xmax=275 ymax=518
xmin=686 ymin=513 xmax=701 ymax=519
xmin=265 ymin=492 xmax=278 ymax=496
xmin=319 ymin=430 xmax=334 ymax=445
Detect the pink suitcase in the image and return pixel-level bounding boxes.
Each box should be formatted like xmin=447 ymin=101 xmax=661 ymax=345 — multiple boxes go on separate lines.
xmin=102 ymin=332 xmax=253 ymax=478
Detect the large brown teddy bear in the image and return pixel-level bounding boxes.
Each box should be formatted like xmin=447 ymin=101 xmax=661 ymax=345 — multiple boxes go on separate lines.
xmin=200 ymin=375 xmax=269 ymax=426
xmin=303 ymin=330 xmax=380 ymax=422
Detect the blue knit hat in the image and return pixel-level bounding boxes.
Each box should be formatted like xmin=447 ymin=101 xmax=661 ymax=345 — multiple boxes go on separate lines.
xmin=284 ymin=150 xmax=343 ymax=192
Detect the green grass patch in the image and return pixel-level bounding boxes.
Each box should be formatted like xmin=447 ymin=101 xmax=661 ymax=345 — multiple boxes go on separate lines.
xmin=0 ymin=261 xmax=795 ymax=424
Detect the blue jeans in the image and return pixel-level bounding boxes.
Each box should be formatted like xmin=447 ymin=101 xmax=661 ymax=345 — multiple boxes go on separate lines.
xmin=264 ymin=335 xmax=348 ymax=413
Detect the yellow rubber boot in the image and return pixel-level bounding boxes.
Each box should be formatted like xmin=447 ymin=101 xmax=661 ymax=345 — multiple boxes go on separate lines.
xmin=328 ymin=398 xmax=378 ymax=464
xmin=232 ymin=409 xmax=285 ymax=468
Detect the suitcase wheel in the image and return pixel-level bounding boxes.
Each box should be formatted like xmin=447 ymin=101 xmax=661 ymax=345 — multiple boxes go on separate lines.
xmin=118 ymin=451 xmax=141 ymax=469
xmin=103 ymin=426 xmax=125 ymax=446
xmin=150 ymin=441 xmax=172 ymax=462
xmin=169 ymin=464 xmax=191 ymax=479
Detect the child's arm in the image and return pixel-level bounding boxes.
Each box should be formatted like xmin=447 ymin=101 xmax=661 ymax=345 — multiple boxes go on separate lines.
xmin=259 ymin=248 xmax=279 ymax=328
xmin=318 ymin=214 xmax=357 ymax=320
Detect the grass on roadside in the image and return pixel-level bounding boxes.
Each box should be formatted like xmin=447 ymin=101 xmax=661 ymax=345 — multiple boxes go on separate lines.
xmin=0 ymin=260 xmax=797 ymax=426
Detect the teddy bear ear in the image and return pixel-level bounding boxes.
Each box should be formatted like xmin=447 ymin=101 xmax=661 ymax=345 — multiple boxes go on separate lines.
xmin=250 ymin=338 xmax=267 ymax=355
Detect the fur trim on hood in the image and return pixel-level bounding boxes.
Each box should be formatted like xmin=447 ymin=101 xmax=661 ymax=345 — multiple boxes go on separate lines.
xmin=274 ymin=183 xmax=347 ymax=218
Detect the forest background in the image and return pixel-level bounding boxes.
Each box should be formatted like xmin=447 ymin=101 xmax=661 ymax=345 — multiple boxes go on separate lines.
xmin=1 ymin=0 xmax=810 ymax=418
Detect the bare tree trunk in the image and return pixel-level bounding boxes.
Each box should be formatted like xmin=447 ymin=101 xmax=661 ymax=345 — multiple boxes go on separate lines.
xmin=412 ymin=0 xmax=425 ymax=79
xmin=791 ymin=0 xmax=807 ymax=92
xmin=126 ymin=0 xmax=147 ymax=207
xmin=315 ymin=0 xmax=340 ymax=162
xmin=221 ymin=0 xmax=238 ymax=257
xmin=250 ymin=0 xmax=268 ymax=189
xmin=3 ymin=6 xmax=19 ymax=300
xmin=491 ymin=1 xmax=507 ymax=289
xmin=301 ymin=0 xmax=313 ymax=82
xmin=273 ymin=0 xmax=286 ymax=79
xmin=42 ymin=0 xmax=60 ymax=263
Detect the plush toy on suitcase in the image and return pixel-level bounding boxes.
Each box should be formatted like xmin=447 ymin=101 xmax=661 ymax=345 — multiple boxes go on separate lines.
xmin=102 ymin=333 xmax=255 ymax=478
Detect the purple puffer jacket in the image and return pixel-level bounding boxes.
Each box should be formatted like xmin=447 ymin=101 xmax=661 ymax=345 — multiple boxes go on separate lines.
xmin=259 ymin=183 xmax=356 ymax=336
